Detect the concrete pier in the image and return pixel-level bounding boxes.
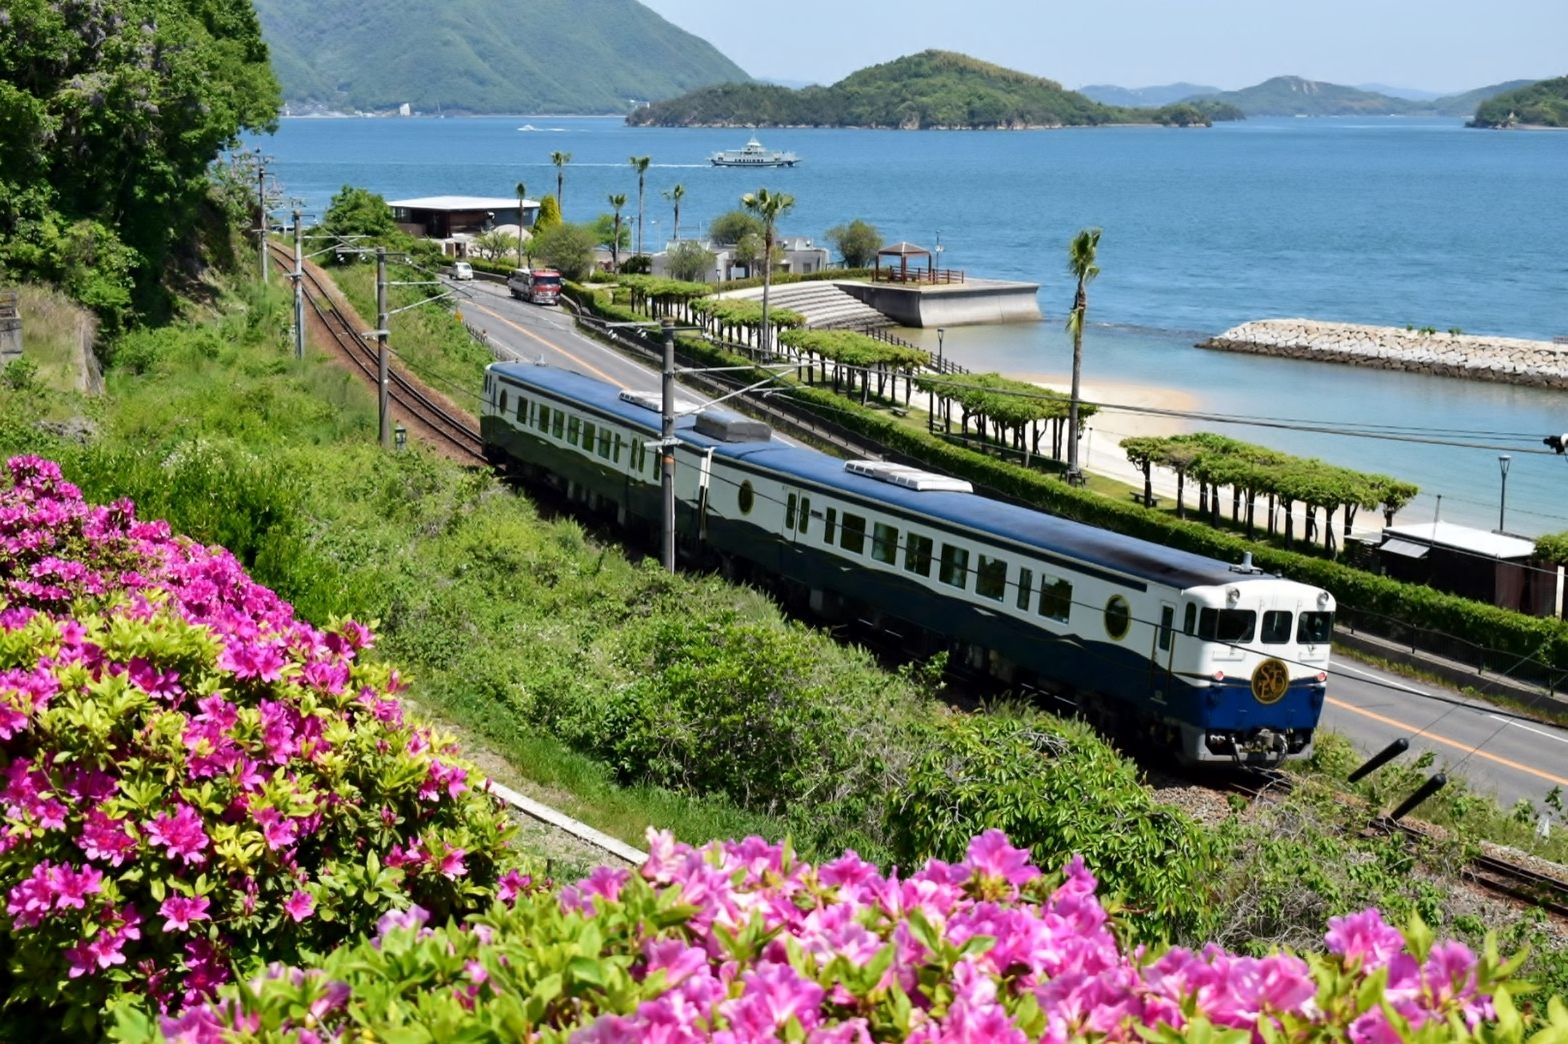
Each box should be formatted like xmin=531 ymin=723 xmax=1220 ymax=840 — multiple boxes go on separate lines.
xmin=1200 ymin=319 xmax=1568 ymax=390
xmin=835 ymin=278 xmax=1041 ymax=328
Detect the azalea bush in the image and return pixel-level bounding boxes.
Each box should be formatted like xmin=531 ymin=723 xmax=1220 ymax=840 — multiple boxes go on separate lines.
xmin=0 ymin=456 xmax=518 ymax=1033
xmin=142 ymin=829 xmax=1563 ymax=1043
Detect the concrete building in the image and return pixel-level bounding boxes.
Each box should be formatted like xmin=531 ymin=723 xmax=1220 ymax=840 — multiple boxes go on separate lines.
xmin=387 ymin=196 xmax=539 ymax=258
xmin=648 ymin=236 xmax=830 ymax=284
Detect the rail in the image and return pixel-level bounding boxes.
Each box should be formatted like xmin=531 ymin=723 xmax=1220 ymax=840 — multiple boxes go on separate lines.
xmin=872 ymin=268 xmax=965 ymax=285
xmin=267 ymin=244 xmax=486 ymax=463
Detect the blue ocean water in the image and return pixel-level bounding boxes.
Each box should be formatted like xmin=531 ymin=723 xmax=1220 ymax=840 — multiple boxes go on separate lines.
xmin=253 ymin=116 xmax=1568 ymax=535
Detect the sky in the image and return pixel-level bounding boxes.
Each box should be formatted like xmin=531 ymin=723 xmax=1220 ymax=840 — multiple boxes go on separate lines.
xmin=638 ymin=0 xmax=1566 ymax=94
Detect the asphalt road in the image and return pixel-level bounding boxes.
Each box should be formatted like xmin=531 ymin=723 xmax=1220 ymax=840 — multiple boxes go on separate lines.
xmin=454 ymin=279 xmax=1568 ymax=816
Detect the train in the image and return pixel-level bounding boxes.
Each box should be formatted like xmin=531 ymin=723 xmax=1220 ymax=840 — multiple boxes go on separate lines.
xmin=481 ymin=360 xmax=1335 ymax=765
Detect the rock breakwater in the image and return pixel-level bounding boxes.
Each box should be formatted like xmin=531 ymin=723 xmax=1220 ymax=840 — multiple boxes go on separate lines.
xmin=1198 ymin=319 xmax=1568 ymax=389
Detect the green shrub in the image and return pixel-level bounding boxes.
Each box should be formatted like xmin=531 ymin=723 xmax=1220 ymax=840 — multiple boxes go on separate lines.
xmin=892 ymin=709 xmax=1217 ymax=942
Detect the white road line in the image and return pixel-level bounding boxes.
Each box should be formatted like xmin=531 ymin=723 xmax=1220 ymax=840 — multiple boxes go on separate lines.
xmin=1330 ymin=661 xmax=1429 ymax=697
xmin=1485 ymin=714 xmax=1568 ymax=745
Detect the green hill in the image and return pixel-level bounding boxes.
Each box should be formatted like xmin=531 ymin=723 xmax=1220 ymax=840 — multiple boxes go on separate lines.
xmin=1470 ymin=76 xmax=1568 ymax=127
xmin=627 ymin=51 xmax=1230 ymax=129
xmin=253 ymin=0 xmax=750 ymax=115
xmin=1429 ymin=79 xmax=1536 ymax=116
xmin=1194 ymin=76 xmax=1420 ymax=116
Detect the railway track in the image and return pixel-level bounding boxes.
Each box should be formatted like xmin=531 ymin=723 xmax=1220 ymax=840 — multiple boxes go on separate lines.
xmin=1209 ymin=766 xmax=1568 ymax=920
xmin=266 ymin=243 xmax=486 ymax=463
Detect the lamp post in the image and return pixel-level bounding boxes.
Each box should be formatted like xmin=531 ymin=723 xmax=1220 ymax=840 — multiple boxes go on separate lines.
xmin=936 ymin=327 xmax=945 ymax=372
xmin=1498 ymin=454 xmax=1512 ymax=532
xmin=934 ymin=230 xmax=944 ymax=279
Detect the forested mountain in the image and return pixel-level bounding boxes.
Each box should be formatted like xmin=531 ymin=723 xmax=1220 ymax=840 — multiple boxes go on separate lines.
xmin=1077 ymin=83 xmax=1220 ymax=107
xmin=1185 ymin=75 xmax=1537 ymax=118
xmin=1468 ymin=77 xmax=1567 ymax=126
xmin=253 ymin=0 xmax=750 ymax=114
xmin=627 ymin=51 xmax=1232 ymax=129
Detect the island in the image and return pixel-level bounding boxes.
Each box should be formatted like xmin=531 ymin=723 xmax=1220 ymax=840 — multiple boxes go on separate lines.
xmin=1470 ymin=75 xmax=1568 ymax=128
xmin=626 ymin=51 xmax=1243 ymax=130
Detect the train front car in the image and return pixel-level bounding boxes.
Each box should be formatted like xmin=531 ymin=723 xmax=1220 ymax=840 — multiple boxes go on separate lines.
xmin=1164 ymin=574 xmax=1334 ymax=764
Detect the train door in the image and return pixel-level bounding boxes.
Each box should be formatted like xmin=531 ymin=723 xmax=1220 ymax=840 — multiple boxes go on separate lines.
xmin=1149 ymin=601 xmax=1176 ymax=704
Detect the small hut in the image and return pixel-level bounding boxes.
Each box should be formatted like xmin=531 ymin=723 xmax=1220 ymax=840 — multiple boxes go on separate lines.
xmin=874 ymin=242 xmax=931 ymax=283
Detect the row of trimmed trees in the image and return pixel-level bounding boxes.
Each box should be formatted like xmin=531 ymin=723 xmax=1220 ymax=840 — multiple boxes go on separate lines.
xmin=1120 ymin=433 xmax=1419 ymax=551
xmin=918 ymin=372 xmax=1100 ymax=467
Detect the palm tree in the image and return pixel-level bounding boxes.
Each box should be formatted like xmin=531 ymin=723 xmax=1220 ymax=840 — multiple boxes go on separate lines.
xmin=550 ymin=151 xmax=571 ymax=213
xmin=663 ymin=183 xmax=686 ymax=242
xmin=1064 ymin=227 xmax=1102 ymax=485
xmin=514 ymin=180 xmax=527 ymax=267
xmin=741 ymin=187 xmax=795 ymax=353
xmin=629 ymin=155 xmax=651 ymax=258
xmin=608 ymin=193 xmax=627 ymax=271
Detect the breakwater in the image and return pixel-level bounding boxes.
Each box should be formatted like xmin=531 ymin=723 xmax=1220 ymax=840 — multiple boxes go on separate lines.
xmin=1198 ymin=319 xmax=1568 ymax=389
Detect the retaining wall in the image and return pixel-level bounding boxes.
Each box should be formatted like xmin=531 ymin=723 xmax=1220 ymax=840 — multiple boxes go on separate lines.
xmin=1199 ymin=319 xmax=1568 ymax=389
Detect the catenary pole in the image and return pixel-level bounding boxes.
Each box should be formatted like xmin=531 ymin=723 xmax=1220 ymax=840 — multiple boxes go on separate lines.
xmin=660 ymin=318 xmax=676 ymax=573
xmin=291 ymin=209 xmax=304 ymax=360
xmin=376 ymin=247 xmax=390 ymax=448
xmin=256 ymin=151 xmax=268 ymax=285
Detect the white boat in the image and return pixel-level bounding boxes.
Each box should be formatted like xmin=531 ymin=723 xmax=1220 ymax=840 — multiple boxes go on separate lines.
xmin=709 ymin=137 xmax=799 ymax=167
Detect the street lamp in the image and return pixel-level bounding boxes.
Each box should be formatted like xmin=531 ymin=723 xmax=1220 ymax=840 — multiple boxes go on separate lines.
xmin=1497 ymin=454 xmax=1512 ymax=532
xmin=936 ymin=327 xmax=945 ymax=372
xmin=934 ymin=230 xmax=944 ymax=276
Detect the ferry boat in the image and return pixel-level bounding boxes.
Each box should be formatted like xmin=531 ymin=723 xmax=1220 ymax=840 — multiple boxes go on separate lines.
xmin=709 ymin=138 xmax=799 ymax=167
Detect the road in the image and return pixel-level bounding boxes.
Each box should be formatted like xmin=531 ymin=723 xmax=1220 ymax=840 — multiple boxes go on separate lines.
xmin=451 ymin=278 xmax=1568 ymax=817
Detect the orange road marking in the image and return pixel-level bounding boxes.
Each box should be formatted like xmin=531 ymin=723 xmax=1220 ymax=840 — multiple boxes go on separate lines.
xmin=1326 ymin=697 xmax=1568 ymax=788
xmin=468 ymin=301 xmax=619 ymax=384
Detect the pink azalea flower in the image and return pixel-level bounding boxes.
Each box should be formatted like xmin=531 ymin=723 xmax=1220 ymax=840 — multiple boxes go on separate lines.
xmin=1325 ymin=909 xmax=1407 ymax=970
xmin=144 ymin=803 xmax=209 ymax=865
xmin=160 ymin=895 xmax=213 ymax=932
xmin=283 ymin=890 xmax=315 ymax=923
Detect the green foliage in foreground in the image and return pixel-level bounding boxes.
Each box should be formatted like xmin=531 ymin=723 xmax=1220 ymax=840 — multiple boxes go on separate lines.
xmin=0 ymin=0 xmax=280 ymax=327
xmin=1472 ymin=76 xmax=1568 ymax=128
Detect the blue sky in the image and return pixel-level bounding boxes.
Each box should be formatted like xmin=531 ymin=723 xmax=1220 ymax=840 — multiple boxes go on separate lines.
xmin=640 ymin=0 xmax=1566 ymax=94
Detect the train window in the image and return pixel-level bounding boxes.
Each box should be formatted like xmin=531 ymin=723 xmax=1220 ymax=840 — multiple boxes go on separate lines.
xmin=975 ymin=555 xmax=1006 ymax=601
xmin=905 ymin=534 xmax=933 ymax=576
xmin=786 ymin=493 xmax=798 ymax=529
xmin=597 ymin=429 xmax=611 ymax=459
xmin=1158 ymin=605 xmax=1174 ymax=651
xmin=1104 ymin=595 xmax=1131 ymax=641
xmin=938 ymin=544 xmax=969 ymax=588
xmin=1038 ymin=577 xmax=1072 ymax=623
xmin=1297 ymin=611 xmax=1333 ymax=644
xmin=552 ymin=411 xmax=565 ymax=439
xmin=797 ymin=497 xmax=810 ymax=534
xmin=824 ymin=508 xmax=836 ymax=543
xmin=1016 ymin=567 xmax=1033 ymax=610
xmin=737 ymin=481 xmax=755 ymax=514
xmin=1261 ymin=611 xmax=1293 ymax=644
xmin=871 ymin=523 xmax=898 ymax=565
xmin=499 ymin=390 xmax=508 ymax=415
xmin=840 ymin=513 xmax=866 ymax=554
xmin=581 ymin=421 xmax=595 ymax=450
xmin=612 ymin=433 xmax=623 ymax=463
xmin=516 ymin=396 xmax=527 ymax=421
xmin=1183 ymin=603 xmax=1196 ymax=635
xmin=1198 ymin=608 xmax=1256 ymax=644
xmin=567 ymin=417 xmax=581 ymax=445
xmin=536 ymin=405 xmax=550 ymax=433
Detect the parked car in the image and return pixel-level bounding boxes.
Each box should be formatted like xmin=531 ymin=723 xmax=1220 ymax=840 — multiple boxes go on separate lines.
xmin=451 ymin=261 xmax=474 ymax=281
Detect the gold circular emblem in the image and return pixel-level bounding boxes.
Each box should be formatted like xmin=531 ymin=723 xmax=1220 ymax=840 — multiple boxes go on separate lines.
xmin=1251 ymin=658 xmax=1290 ymax=705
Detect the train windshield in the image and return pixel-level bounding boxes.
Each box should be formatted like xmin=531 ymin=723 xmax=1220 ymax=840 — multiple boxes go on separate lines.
xmin=1297 ymin=611 xmax=1333 ymax=644
xmin=532 ymin=274 xmax=562 ymax=288
xmin=1197 ymin=608 xmax=1256 ymax=643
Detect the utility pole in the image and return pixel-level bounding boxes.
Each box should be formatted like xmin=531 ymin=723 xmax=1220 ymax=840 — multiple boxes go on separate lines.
xmin=255 ymin=149 xmax=269 ymax=285
xmin=660 ymin=318 xmax=677 ymax=573
xmin=376 ymin=247 xmax=390 ymax=449
xmin=291 ymin=209 xmax=304 ymax=360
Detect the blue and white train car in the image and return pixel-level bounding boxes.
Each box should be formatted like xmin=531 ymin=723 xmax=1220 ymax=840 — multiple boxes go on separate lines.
xmin=481 ymin=361 xmax=1334 ymax=765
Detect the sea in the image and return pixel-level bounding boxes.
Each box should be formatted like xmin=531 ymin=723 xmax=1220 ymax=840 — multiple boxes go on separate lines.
xmin=251 ymin=115 xmax=1568 ymax=536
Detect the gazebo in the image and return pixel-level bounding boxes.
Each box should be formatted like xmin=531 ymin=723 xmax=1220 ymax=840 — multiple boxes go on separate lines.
xmin=874 ymin=242 xmax=931 ymax=283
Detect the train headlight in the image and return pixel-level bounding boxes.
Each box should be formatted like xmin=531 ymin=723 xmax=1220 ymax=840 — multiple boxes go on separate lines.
xmin=1318 ymin=591 xmax=1331 ymax=607
xmin=1212 ymin=670 xmax=1225 ymax=682
xmin=1226 ymin=586 xmax=1240 ymax=607
xmin=1316 ymin=671 xmax=1327 ymax=683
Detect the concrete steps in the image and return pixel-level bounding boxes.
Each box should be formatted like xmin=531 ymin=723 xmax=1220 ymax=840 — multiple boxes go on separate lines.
xmin=725 ymin=282 xmax=892 ymax=332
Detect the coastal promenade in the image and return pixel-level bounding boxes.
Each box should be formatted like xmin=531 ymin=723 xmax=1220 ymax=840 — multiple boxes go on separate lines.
xmin=1199 ymin=319 xmax=1568 ymax=389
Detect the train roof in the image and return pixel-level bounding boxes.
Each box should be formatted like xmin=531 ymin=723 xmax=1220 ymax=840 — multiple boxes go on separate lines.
xmin=490 ymin=362 xmax=1284 ymax=591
